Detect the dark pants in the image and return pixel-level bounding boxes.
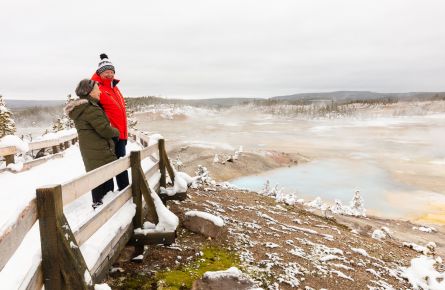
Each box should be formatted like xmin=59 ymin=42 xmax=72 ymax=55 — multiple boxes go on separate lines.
xmin=92 ymin=179 xmax=114 ymax=203
xmin=113 ymin=138 xmax=130 ymax=190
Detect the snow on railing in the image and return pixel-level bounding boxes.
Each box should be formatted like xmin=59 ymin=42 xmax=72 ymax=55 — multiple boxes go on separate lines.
xmin=0 ymin=130 xmax=78 ymax=170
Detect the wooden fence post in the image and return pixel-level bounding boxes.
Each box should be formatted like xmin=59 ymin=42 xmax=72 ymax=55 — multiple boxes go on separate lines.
xmin=130 ymin=151 xmax=143 ymax=229
xmin=163 ymin=149 xmax=176 ymax=185
xmin=36 ymin=185 xmax=93 ymax=290
xmin=4 ymin=154 xmax=14 ymax=166
xmin=64 ymin=141 xmax=70 ymax=149
xmin=52 ymin=145 xmax=59 ymax=154
xmin=36 ymin=185 xmax=62 ymax=290
xmin=158 ymin=139 xmax=167 ymax=188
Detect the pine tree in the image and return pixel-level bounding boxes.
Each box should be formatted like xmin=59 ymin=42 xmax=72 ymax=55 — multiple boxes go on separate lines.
xmin=62 ymin=94 xmax=75 ymax=129
xmin=51 ymin=116 xmax=65 ymax=132
xmin=350 ymin=190 xmax=366 ymax=216
xmin=124 ymin=97 xmax=138 ymax=129
xmin=0 ymin=95 xmax=17 ymax=138
xmin=127 ymin=108 xmax=138 ymax=129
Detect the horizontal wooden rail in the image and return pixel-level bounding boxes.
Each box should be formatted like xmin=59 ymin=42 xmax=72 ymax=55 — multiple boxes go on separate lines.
xmin=145 ymin=162 xmax=160 ymax=181
xmin=0 ymin=133 xmax=78 ymax=158
xmin=19 ymin=261 xmax=42 ymax=290
xmin=91 ymin=221 xmax=133 ymax=280
xmin=73 ymin=186 xmax=132 ymax=246
xmin=140 ymin=143 xmax=158 ymax=160
xmin=61 ymin=156 xmax=131 ymax=205
xmin=0 ymin=146 xmax=16 ymax=156
xmin=28 ymin=133 xmax=77 ymax=151
xmin=0 ymin=199 xmax=38 ymax=271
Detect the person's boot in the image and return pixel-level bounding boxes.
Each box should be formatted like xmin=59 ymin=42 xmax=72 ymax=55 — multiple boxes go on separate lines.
xmin=92 ymin=201 xmax=103 ymax=210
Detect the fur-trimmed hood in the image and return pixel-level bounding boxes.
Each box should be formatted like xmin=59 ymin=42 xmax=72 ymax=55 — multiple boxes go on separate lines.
xmin=64 ymin=98 xmax=91 ymax=120
xmin=64 ymin=99 xmax=88 ymax=115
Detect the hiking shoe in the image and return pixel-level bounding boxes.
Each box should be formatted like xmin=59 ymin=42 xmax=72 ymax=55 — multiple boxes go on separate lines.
xmin=92 ymin=201 xmax=103 ymax=210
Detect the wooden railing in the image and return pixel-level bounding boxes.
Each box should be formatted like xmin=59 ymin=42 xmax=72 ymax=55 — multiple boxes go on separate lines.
xmin=0 ymin=130 xmax=183 ymax=289
xmin=0 ymin=132 xmax=78 ymax=169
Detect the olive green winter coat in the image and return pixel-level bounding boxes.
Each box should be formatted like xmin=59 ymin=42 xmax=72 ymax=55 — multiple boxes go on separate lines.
xmin=65 ymin=96 xmax=120 ymax=172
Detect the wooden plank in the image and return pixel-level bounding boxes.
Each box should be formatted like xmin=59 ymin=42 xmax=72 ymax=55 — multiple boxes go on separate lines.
xmin=0 ymin=134 xmax=77 ymax=158
xmin=140 ymin=143 xmax=158 ymax=160
xmin=61 ymin=156 xmax=131 ymax=205
xmin=160 ymin=191 xmax=187 ymax=203
xmin=130 ymin=151 xmax=143 ymax=229
xmin=73 ymin=186 xmax=132 ymax=246
xmin=36 ymin=185 xmax=63 ymax=290
xmin=20 ymin=152 xmax=64 ymax=172
xmin=163 ymin=149 xmax=176 ymax=184
xmin=0 ymin=198 xmax=38 ymax=271
xmin=0 ymin=146 xmax=16 ymax=157
xmin=144 ymin=161 xmax=160 ymax=181
xmin=5 ymin=154 xmax=15 ymax=165
xmin=20 ymin=261 xmax=43 ymax=290
xmin=52 ymin=145 xmax=59 ymax=154
xmin=130 ymin=232 xmax=176 ymax=246
xmin=58 ymin=214 xmax=92 ymax=289
xmin=90 ymin=222 xmax=133 ymax=279
xmin=28 ymin=134 xmax=77 ymax=151
xmin=158 ymin=139 xmax=167 ymax=188
xmin=139 ymin=167 xmax=159 ymax=225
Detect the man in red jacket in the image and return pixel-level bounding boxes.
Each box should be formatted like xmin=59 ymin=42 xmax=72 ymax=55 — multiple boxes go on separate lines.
xmin=91 ymin=53 xmax=129 ymax=191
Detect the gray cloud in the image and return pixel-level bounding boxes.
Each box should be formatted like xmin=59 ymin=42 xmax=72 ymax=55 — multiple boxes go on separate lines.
xmin=1 ymin=0 xmax=444 ymax=100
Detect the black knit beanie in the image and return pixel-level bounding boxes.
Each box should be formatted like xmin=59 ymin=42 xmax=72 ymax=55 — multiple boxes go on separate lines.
xmin=96 ymin=53 xmax=115 ymax=75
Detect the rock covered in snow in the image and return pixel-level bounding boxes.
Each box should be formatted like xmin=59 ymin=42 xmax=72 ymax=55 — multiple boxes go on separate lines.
xmin=192 ymin=267 xmax=257 ymax=290
xmin=183 ymin=211 xmax=225 ymax=238
xmin=412 ymin=225 xmax=437 ymax=233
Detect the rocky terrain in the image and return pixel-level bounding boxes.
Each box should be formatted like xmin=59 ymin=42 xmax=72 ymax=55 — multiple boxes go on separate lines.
xmin=105 ymin=183 xmax=444 ymax=289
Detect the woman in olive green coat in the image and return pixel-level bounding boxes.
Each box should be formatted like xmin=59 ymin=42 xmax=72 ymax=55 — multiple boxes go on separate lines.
xmin=65 ymin=79 xmax=120 ymax=209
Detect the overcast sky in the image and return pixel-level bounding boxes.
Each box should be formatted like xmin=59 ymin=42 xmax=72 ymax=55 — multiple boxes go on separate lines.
xmin=1 ymin=0 xmax=444 ymax=100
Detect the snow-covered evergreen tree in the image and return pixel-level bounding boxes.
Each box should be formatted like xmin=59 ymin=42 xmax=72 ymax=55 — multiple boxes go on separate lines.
xmin=350 ymin=190 xmax=366 ymax=217
xmin=123 ymin=98 xmax=138 ymax=129
xmin=173 ymin=154 xmax=183 ymax=170
xmin=51 ymin=116 xmax=65 ymax=132
xmin=0 ymin=95 xmax=16 ymax=138
xmin=62 ymin=94 xmax=75 ymax=129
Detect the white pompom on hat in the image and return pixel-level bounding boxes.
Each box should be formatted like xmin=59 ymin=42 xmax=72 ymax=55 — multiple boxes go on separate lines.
xmin=96 ymin=53 xmax=115 ymax=75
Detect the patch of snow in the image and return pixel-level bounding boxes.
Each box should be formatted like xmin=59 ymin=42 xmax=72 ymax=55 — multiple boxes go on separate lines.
xmin=84 ymin=270 xmax=92 ymax=286
xmin=265 ymin=242 xmax=280 ymax=248
xmin=95 ymin=283 xmax=112 ymax=290
xmin=0 ymin=135 xmax=29 ymax=152
xmin=403 ymin=242 xmax=433 ymax=255
xmin=132 ymin=255 xmax=143 ymax=261
xmin=371 ymin=229 xmax=387 ymax=240
xmin=150 ymin=185 xmax=179 ymax=232
xmin=330 ymin=269 xmax=354 ymax=281
xmin=402 ymin=255 xmax=445 ymax=290
xmin=203 ymin=266 xmax=243 ymax=280
xmin=185 ymin=210 xmax=224 ymax=227
xmin=412 ymin=225 xmax=437 ymax=233
xmin=7 ymin=161 xmax=24 ymax=172
xmin=351 ymin=247 xmax=370 ymax=258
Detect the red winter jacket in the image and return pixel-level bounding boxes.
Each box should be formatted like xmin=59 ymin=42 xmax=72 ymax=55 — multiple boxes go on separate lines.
xmin=91 ymin=73 xmax=128 ymax=140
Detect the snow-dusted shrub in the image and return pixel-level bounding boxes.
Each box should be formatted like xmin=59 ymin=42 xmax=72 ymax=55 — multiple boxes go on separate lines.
xmin=0 ymin=95 xmax=16 ymax=138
